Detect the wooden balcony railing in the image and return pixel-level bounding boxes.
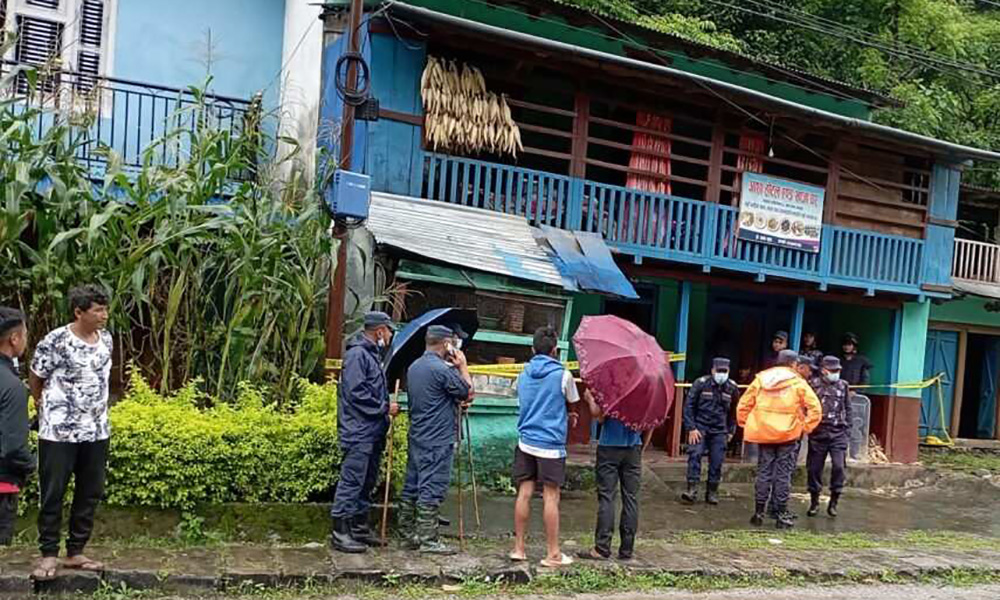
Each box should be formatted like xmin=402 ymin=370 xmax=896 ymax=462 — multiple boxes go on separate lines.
xmin=953 ymin=238 xmax=1000 ymax=284
xmin=421 ymin=152 xmax=927 ymax=295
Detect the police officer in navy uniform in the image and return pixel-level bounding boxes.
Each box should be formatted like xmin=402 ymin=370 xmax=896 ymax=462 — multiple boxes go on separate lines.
xmin=681 ymin=358 xmax=740 ymax=505
xmin=763 ymin=331 xmax=789 ymax=370
xmin=398 ymin=325 xmax=472 ymax=555
xmin=330 ymin=311 xmax=397 ymax=554
xmin=839 ymin=332 xmax=872 ymax=386
xmin=806 ymin=356 xmax=854 ymax=518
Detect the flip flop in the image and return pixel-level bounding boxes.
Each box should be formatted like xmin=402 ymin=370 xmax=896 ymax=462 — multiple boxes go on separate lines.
xmin=508 ymin=551 xmax=527 ymax=562
xmin=540 ymin=553 xmax=574 ymax=568
xmin=31 ymin=558 xmax=59 ymax=581
xmin=61 ymin=556 xmax=104 ymax=571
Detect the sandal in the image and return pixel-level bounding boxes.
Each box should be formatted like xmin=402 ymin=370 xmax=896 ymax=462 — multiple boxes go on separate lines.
xmin=62 ymin=555 xmax=104 ymax=571
xmin=508 ymin=551 xmax=527 ymax=562
xmin=540 ymin=553 xmax=574 ymax=568
xmin=31 ymin=557 xmax=59 ymax=581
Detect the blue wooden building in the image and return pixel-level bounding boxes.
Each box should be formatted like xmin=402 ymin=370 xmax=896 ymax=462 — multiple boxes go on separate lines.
xmin=325 ymin=0 xmax=999 ymax=461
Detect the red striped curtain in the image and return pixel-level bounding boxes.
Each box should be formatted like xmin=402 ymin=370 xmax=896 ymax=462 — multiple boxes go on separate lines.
xmin=627 ymin=112 xmax=672 ymax=194
xmin=738 ymin=132 xmax=765 ymax=174
xmin=626 ymin=112 xmax=672 ymax=244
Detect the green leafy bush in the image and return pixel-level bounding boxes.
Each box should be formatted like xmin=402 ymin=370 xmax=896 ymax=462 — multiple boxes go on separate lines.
xmin=99 ymin=371 xmax=408 ymax=510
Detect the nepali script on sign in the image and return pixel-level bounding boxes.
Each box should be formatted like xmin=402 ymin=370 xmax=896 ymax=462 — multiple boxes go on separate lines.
xmin=737 ymin=172 xmax=826 ymax=253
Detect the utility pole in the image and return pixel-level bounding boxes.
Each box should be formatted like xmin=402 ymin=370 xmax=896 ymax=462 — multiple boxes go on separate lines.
xmin=324 ymin=0 xmax=364 ymax=372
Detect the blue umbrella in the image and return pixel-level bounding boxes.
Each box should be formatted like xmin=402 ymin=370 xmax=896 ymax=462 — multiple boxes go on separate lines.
xmin=383 ymin=308 xmax=479 ymax=385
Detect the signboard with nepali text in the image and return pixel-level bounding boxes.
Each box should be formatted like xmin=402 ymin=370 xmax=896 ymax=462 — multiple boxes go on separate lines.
xmin=737 ymin=172 xmax=826 ymax=253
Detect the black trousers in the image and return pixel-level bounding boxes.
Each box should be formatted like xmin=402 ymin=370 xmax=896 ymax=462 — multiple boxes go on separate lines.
xmin=754 ymin=442 xmax=797 ymax=514
xmin=0 ymin=494 xmax=17 ymax=545
xmin=330 ymin=439 xmax=386 ymax=519
xmin=594 ymin=445 xmax=642 ymax=558
xmin=807 ymin=432 xmax=849 ymax=495
xmin=38 ymin=439 xmax=109 ymax=558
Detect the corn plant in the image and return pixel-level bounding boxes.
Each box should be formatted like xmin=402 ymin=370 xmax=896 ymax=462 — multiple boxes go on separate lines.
xmin=0 ymin=64 xmax=334 ymax=403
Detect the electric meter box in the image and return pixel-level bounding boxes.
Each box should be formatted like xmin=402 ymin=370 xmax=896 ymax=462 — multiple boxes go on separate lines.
xmin=326 ymin=170 xmax=371 ymax=220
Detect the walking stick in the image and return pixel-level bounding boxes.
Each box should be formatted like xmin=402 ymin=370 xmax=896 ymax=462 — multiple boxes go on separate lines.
xmin=465 ymin=412 xmax=481 ymax=529
xmin=380 ymin=380 xmax=401 ymax=547
xmin=456 ymin=405 xmax=465 ymax=551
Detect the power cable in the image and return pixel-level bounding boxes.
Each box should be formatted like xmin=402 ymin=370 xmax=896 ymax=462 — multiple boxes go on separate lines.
xmin=701 ymin=0 xmax=1000 ymax=81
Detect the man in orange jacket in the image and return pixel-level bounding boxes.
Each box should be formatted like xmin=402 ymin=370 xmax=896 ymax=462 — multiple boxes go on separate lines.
xmin=737 ymin=350 xmax=822 ymax=529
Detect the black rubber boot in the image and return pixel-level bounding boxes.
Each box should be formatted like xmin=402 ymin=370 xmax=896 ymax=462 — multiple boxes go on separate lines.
xmin=416 ymin=504 xmax=456 ymax=555
xmin=331 ymin=517 xmax=367 ymax=554
xmin=750 ymin=503 xmax=766 ymax=526
xmin=775 ymin=511 xmax=796 ymax=530
xmin=705 ymin=482 xmax=720 ymax=505
xmin=350 ymin=514 xmax=381 ymax=547
xmin=396 ymin=499 xmax=418 ymax=549
xmin=680 ymin=482 xmax=699 ymax=504
xmin=828 ymin=492 xmax=840 ymax=517
xmin=807 ymin=491 xmax=821 ymax=517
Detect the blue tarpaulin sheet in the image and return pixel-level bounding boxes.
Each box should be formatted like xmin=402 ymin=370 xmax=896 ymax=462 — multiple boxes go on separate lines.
xmin=536 ymin=226 xmax=639 ymax=299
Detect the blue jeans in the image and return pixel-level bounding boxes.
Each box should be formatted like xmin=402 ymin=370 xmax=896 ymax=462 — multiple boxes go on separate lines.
xmin=686 ymin=432 xmax=727 ymax=485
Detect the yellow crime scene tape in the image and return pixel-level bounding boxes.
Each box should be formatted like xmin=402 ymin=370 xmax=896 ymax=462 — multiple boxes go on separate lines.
xmin=325 ymin=357 xmax=951 ymax=447
xmin=325 ymin=354 xmax=687 ymax=378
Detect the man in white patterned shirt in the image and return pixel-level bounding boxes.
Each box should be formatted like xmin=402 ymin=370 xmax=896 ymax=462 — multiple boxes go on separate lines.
xmin=29 ymin=285 xmax=112 ymax=580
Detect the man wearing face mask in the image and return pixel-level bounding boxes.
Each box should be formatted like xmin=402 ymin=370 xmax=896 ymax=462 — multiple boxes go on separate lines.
xmin=681 ymin=358 xmax=740 ymax=505
xmin=806 ymin=356 xmax=853 ymax=518
xmin=331 ymin=311 xmax=398 ymax=554
xmin=398 ymin=325 xmax=472 ymax=554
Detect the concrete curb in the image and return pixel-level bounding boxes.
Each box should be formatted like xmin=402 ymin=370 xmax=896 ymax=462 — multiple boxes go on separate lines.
xmin=4 ymin=548 xmax=999 ymax=595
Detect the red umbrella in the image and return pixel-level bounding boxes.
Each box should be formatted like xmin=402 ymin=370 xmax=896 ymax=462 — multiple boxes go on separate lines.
xmin=573 ymin=315 xmax=675 ymax=431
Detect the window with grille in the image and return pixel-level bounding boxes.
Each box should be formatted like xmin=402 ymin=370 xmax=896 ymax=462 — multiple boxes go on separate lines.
xmin=1 ymin=0 xmax=114 ymax=94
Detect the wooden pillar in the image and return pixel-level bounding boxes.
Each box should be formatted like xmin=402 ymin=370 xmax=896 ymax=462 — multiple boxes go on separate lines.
xmin=705 ymin=118 xmax=726 ymax=204
xmin=570 ymin=91 xmax=590 ymax=179
xmin=790 ymin=296 xmax=805 ymax=352
xmin=950 ymin=329 xmax=968 ymax=439
xmin=668 ymin=281 xmax=692 ymax=457
xmin=824 ymin=143 xmax=841 ymax=224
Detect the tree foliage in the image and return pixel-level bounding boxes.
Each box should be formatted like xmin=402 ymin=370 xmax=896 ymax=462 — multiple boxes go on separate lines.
xmin=564 ymin=0 xmax=1000 ymax=186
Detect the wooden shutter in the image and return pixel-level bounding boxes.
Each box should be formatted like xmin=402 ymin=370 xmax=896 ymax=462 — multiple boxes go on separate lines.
xmin=1 ymin=0 xmax=8 ymax=44
xmin=14 ymin=14 xmax=63 ymax=92
xmin=76 ymin=0 xmax=103 ymax=91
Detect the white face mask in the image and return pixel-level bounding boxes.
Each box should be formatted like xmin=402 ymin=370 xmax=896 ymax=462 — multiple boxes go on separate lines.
xmin=825 ymin=371 xmax=840 ymax=383
xmin=713 ymin=372 xmax=729 ymax=385
xmin=455 ymin=338 xmax=463 ymax=351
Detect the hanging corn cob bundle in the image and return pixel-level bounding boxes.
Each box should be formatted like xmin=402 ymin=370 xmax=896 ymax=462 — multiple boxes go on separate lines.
xmin=421 ymin=56 xmax=523 ymax=158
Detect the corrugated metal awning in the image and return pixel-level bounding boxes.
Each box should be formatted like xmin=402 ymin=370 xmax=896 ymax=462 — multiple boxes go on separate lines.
xmin=366 ymin=193 xmax=638 ymax=298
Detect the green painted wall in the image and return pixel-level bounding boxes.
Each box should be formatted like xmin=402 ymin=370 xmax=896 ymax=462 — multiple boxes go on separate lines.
xmin=898 ymin=301 xmax=931 ymax=399
xmin=827 ymin=304 xmax=894 ymax=386
xmin=930 ymin=297 xmax=1000 ymax=328
xmin=566 ymin=293 xmax=604 ymax=360
xmin=403 ymin=0 xmax=873 ymax=120
xmin=685 ymin=283 xmax=710 ymax=381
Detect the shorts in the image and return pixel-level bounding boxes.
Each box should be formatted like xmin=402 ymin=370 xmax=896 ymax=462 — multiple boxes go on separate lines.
xmin=513 ymin=445 xmax=566 ymax=487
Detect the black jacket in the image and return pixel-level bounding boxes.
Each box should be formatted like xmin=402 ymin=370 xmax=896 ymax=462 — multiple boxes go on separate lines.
xmin=684 ymin=375 xmax=740 ymax=436
xmin=337 ymin=334 xmax=389 ymax=444
xmin=0 ymin=355 xmax=36 ymax=486
xmin=839 ymin=353 xmax=872 ymax=386
xmin=809 ymin=375 xmax=853 ymax=438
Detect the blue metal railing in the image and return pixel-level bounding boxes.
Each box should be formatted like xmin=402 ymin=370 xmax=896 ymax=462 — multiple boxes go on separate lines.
xmin=421 ymin=152 xmax=927 ymax=295
xmin=1 ymin=61 xmax=253 ymax=174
